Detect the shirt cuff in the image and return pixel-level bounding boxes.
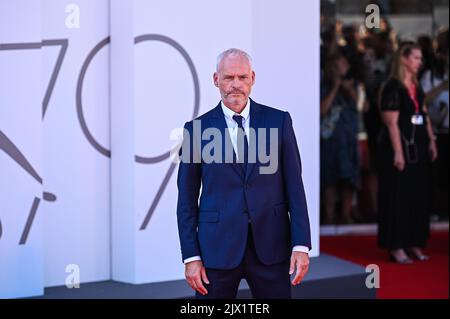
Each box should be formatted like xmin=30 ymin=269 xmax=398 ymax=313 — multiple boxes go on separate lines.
xmin=184 ymin=256 xmax=202 ymax=264
xmin=292 ymin=245 xmax=309 ymax=254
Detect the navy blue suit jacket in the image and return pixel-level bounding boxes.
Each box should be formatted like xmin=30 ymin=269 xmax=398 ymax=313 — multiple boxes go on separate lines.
xmin=176 ymin=99 xmax=311 ymax=269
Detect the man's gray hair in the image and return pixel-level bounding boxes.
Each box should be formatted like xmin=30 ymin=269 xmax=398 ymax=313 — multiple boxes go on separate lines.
xmin=216 ymin=48 xmax=253 ymax=72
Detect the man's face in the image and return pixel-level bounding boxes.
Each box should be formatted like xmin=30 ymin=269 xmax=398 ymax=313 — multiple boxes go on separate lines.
xmin=213 ymin=55 xmax=255 ymax=111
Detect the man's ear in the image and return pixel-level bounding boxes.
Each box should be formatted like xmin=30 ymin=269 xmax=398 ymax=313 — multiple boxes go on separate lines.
xmin=252 ymin=70 xmax=256 ymax=85
xmin=213 ymin=72 xmax=219 ymax=87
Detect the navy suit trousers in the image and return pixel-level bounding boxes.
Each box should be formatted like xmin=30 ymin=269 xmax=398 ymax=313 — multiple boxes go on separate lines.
xmin=195 ymin=223 xmax=291 ymax=299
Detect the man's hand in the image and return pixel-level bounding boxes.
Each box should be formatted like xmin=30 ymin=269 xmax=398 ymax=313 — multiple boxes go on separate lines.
xmin=185 ymin=260 xmax=209 ymax=295
xmin=289 ymin=251 xmax=309 ymax=286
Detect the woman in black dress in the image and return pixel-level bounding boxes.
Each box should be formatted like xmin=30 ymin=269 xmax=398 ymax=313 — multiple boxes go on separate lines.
xmin=378 ymin=42 xmax=438 ymax=264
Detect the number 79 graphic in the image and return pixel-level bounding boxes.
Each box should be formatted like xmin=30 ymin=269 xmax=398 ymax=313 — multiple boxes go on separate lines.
xmin=0 ymin=34 xmax=200 ymax=243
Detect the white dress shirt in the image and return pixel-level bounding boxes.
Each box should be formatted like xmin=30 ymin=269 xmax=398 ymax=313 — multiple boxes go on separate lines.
xmin=184 ymin=99 xmax=309 ymax=264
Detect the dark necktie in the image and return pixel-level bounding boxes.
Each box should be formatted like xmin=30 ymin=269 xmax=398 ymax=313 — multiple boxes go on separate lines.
xmin=232 ymin=115 xmax=248 ymax=173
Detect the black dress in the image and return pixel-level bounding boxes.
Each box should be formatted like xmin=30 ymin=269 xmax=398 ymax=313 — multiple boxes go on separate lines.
xmin=377 ymin=78 xmax=431 ymax=250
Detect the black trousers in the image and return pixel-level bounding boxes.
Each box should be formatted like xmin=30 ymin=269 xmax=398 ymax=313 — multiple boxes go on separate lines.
xmin=196 ymin=224 xmax=291 ymax=299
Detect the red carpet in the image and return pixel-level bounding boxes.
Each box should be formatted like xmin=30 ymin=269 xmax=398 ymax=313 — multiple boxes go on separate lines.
xmin=320 ymin=231 xmax=449 ymax=299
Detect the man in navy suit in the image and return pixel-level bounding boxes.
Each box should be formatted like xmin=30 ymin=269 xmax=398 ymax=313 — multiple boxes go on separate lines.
xmin=176 ymin=48 xmax=311 ymax=299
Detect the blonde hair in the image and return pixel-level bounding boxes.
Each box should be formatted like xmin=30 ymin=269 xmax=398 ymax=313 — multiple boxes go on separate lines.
xmin=389 ymin=41 xmax=422 ymax=84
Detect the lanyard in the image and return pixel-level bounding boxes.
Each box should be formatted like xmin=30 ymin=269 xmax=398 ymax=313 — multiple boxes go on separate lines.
xmin=407 ymin=84 xmax=420 ymax=114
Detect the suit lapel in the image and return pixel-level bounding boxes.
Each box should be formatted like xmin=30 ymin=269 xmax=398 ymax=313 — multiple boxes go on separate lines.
xmin=245 ymin=99 xmax=265 ymax=182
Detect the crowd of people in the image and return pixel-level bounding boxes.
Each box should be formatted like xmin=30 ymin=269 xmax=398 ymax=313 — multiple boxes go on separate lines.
xmin=320 ymin=19 xmax=449 ymax=232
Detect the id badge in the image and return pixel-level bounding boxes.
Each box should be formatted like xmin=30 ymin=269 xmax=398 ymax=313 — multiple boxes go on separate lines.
xmin=411 ymin=114 xmax=423 ymax=125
